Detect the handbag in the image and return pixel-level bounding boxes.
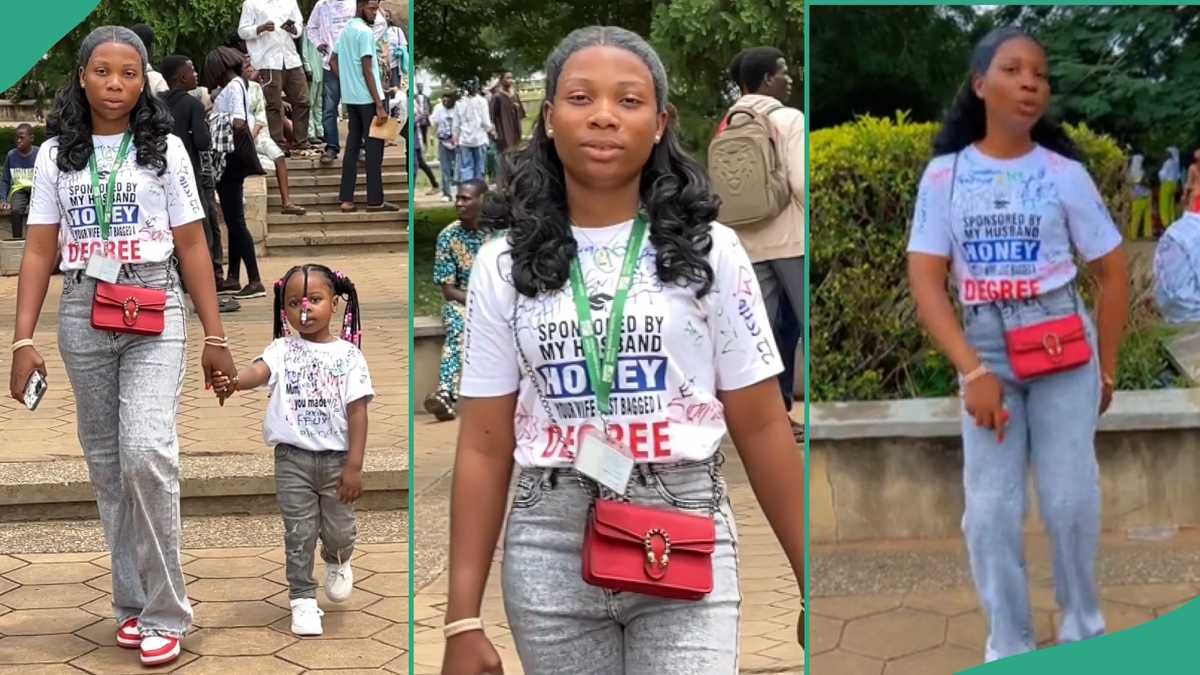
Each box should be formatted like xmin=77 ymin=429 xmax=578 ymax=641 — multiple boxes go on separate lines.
xmin=510 ymin=281 xmax=718 ymax=602
xmin=91 ymin=281 xmax=167 ymax=336
xmin=581 ymin=498 xmax=716 ymax=601
xmin=229 ymin=79 xmax=265 ymax=177
xmin=1004 ymin=313 xmax=1092 ymax=380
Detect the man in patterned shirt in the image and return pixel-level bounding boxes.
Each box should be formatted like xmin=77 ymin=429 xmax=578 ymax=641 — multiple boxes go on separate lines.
xmin=425 ymin=179 xmax=493 ymax=421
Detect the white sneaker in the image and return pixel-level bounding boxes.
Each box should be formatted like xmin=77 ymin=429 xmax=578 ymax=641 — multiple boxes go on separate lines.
xmin=324 ymin=559 xmax=354 ymax=603
xmin=290 ymin=598 xmax=324 ymax=636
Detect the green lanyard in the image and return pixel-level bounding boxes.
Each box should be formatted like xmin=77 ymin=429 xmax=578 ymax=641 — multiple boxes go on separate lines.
xmin=87 ymin=131 xmax=133 ymax=241
xmin=567 ymin=214 xmax=648 ymax=415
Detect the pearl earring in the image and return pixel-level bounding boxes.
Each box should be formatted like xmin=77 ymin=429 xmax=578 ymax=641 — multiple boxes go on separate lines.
xmin=547 ymin=127 xmax=554 ymax=138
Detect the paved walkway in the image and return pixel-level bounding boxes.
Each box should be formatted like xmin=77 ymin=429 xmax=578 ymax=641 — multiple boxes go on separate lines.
xmin=0 ymin=542 xmax=407 ymax=673
xmin=0 ymin=253 xmax=408 ymax=464
xmin=410 ymin=417 xmax=805 ymax=674
xmin=809 ymin=532 xmax=1200 ymax=674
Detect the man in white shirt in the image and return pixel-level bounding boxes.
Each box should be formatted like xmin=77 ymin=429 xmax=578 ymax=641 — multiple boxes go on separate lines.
xmin=306 ymin=0 xmax=389 ymax=164
xmin=452 ymin=78 xmax=494 ymax=183
xmin=239 ymin=0 xmax=312 ymax=151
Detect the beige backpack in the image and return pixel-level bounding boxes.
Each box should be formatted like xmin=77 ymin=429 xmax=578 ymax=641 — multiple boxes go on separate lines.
xmin=708 ymin=101 xmax=791 ymax=228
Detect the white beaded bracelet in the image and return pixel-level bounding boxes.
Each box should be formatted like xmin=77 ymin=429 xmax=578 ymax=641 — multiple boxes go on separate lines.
xmin=443 ymin=617 xmax=484 ymax=639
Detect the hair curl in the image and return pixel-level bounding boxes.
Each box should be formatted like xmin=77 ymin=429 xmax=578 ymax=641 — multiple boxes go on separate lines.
xmin=46 ymin=26 xmax=174 ymax=176
xmin=482 ymin=26 xmax=718 ymax=299
xmin=932 ymin=26 xmax=1079 ymax=160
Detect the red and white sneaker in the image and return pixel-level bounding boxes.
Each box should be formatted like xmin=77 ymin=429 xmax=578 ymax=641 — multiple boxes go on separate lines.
xmin=116 ymin=618 xmax=141 ymax=649
xmin=139 ymin=635 xmax=181 ymax=667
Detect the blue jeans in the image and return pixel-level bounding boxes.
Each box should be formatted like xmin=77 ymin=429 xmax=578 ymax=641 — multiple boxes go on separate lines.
xmin=438 ymin=143 xmax=457 ymax=199
xmin=59 ymin=262 xmax=192 ymax=637
xmin=457 ymin=145 xmax=487 ymax=182
xmin=502 ymin=457 xmax=740 ymax=673
xmin=322 ymin=69 xmax=341 ymax=154
xmin=961 ymin=285 xmax=1104 ymax=662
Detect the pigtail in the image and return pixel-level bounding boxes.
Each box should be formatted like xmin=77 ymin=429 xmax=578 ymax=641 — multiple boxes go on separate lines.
xmin=332 ymin=269 xmax=363 ymax=348
xmin=274 ymin=266 xmax=301 ymax=338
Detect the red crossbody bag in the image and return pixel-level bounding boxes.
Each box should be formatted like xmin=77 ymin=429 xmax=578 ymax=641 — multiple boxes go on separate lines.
xmin=948 ymin=152 xmax=1093 ymax=380
xmin=91 ymin=281 xmax=167 ymax=336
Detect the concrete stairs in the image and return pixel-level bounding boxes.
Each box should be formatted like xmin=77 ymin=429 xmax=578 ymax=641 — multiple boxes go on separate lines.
xmin=264 ymin=150 xmax=409 ymax=256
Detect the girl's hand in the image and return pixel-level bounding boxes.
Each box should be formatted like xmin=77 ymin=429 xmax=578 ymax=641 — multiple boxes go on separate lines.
xmin=963 ymin=372 xmax=1007 ymax=441
xmin=337 ymin=465 xmax=363 ymax=504
xmin=212 ymin=371 xmax=238 ymax=397
xmin=202 ymin=345 xmax=236 ymax=405
xmin=441 ymin=631 xmax=503 ymax=675
xmin=9 ymin=346 xmax=46 ymax=403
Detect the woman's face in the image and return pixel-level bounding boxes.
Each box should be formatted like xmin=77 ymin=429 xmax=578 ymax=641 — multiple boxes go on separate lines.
xmin=545 ymin=45 xmax=667 ymax=192
xmin=973 ymin=37 xmax=1050 ymax=135
xmin=80 ymin=42 xmax=144 ymax=123
xmin=242 ymin=58 xmax=258 ymax=83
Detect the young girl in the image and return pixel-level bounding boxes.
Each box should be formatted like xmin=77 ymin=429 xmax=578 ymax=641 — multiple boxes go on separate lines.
xmin=7 ymin=26 xmax=236 ymax=667
xmin=907 ymin=27 xmax=1130 ymax=662
xmin=440 ymin=27 xmax=804 ymax=674
xmin=213 ymin=264 xmax=373 ymax=637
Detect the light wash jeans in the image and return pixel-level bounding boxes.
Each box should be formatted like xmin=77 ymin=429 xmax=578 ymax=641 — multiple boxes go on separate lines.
xmin=457 ymin=145 xmax=487 ymax=183
xmin=274 ymin=444 xmax=357 ymax=600
xmin=502 ymin=455 xmax=741 ymax=674
xmin=961 ymin=284 xmax=1105 ymax=662
xmin=58 ymin=262 xmax=192 ymax=637
xmin=438 ymin=142 xmax=457 ymax=200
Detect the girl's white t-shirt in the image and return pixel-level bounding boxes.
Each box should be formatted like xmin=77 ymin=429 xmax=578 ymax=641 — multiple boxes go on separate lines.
xmin=461 ymin=220 xmax=783 ymax=467
xmin=26 ymin=133 xmax=206 ymax=271
xmin=259 ymin=336 xmax=375 ymax=452
xmin=907 ymin=144 xmax=1122 ymax=305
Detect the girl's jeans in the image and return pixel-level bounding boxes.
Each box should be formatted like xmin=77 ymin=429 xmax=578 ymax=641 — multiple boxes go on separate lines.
xmin=961 ymin=285 xmax=1105 ymax=662
xmin=58 ymin=262 xmax=192 ymax=637
xmin=502 ymin=455 xmax=741 ymax=674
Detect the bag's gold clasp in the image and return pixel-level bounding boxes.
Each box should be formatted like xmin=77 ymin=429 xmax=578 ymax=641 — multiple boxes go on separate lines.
xmin=643 ymin=528 xmax=672 ymax=579
xmin=1042 ymin=332 xmax=1063 ymax=360
xmin=122 ymin=297 xmax=140 ymax=326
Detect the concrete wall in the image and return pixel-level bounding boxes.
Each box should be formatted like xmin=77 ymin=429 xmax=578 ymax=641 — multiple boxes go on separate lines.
xmin=245 ymin=175 xmax=268 ymax=257
xmin=810 ymin=390 xmax=1200 ymax=543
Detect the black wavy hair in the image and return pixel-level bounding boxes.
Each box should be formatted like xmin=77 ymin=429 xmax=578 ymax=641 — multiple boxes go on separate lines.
xmin=738 ymin=47 xmax=785 ymax=94
xmin=932 ymin=26 xmax=1079 ymax=160
xmin=483 ymin=26 xmax=718 ymax=299
xmin=273 ymin=264 xmax=364 ymax=348
xmin=46 ymin=26 xmax=174 ymax=176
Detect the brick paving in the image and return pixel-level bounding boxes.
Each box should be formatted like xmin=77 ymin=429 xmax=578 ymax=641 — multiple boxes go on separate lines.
xmin=0 ymin=543 xmax=408 ymax=673
xmin=0 ymin=253 xmax=408 ymax=464
xmin=410 ymin=417 xmax=805 ymax=674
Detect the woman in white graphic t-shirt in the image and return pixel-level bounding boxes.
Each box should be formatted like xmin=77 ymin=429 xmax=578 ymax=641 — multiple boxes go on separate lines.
xmin=7 ymin=26 xmax=236 ymax=667
xmin=439 ymin=27 xmax=804 ymax=675
xmin=907 ymin=27 xmax=1130 ymax=664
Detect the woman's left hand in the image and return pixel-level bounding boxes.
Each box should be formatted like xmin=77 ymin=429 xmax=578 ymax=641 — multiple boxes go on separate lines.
xmin=1100 ymin=375 xmax=1115 ymax=415
xmin=202 ymin=344 xmax=236 ymax=405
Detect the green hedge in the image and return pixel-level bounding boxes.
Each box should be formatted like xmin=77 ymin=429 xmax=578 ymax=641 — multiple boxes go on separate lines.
xmin=809 ymin=113 xmax=1163 ymax=402
xmin=413 ymin=206 xmax=459 ymax=317
xmin=0 ymin=126 xmax=47 ymax=162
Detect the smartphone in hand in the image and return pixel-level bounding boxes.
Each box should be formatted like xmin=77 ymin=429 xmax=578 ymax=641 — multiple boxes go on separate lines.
xmin=23 ymin=371 xmax=46 ymax=411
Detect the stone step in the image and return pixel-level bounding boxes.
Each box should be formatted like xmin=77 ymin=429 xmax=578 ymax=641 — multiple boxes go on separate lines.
xmin=267 ymin=219 xmax=403 ymax=235
xmin=268 ymin=189 xmax=414 ymax=209
xmin=286 ymin=171 xmax=409 ymax=189
xmin=265 ymin=227 xmax=408 ymax=256
xmin=266 ymin=209 xmax=406 ymax=227
xmin=284 ymin=155 xmax=408 ymax=174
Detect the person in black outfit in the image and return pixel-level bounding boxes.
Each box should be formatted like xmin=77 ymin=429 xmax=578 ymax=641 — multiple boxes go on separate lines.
xmin=161 ymin=55 xmax=240 ymax=312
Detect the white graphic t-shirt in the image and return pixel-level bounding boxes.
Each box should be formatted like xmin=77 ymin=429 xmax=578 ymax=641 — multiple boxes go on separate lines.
xmin=461 ymin=220 xmax=783 ymax=467
xmin=259 ymin=336 xmax=375 ymax=452
xmin=907 ymin=144 xmax=1122 ymax=305
xmin=26 ymin=133 xmax=205 ymax=271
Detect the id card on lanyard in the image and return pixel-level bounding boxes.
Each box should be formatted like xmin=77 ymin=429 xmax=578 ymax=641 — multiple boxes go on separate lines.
xmin=568 ymin=215 xmax=648 ymax=495
xmin=83 ymin=132 xmax=134 ymax=284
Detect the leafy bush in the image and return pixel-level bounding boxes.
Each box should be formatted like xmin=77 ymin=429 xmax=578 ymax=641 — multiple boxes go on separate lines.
xmin=810 ymin=113 xmax=1155 ymax=401
xmin=413 ymin=206 xmax=459 ymax=317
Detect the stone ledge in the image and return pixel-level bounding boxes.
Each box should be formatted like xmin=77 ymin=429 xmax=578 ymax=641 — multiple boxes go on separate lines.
xmin=414 ymin=315 xmax=444 ymax=338
xmin=810 ymin=388 xmax=1200 ymax=441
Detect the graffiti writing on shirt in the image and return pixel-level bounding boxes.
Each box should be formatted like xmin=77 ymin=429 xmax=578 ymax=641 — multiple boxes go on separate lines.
xmin=959 ymin=213 xmax=1044 ymax=301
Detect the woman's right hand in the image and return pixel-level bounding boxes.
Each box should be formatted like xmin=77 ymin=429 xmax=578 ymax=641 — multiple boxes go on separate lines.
xmin=441 ymin=631 xmax=503 ymax=675
xmin=963 ymin=372 xmax=1007 ymax=438
xmin=9 ymin=346 xmax=46 ymax=403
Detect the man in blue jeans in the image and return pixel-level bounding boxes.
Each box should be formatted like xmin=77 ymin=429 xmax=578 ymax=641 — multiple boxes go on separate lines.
xmin=453 ymin=78 xmax=494 ymax=182
xmin=307 ymin=0 xmax=386 ymax=165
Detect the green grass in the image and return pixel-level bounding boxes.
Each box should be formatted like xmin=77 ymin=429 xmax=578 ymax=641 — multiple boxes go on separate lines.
xmin=413 ymin=206 xmax=459 ymax=318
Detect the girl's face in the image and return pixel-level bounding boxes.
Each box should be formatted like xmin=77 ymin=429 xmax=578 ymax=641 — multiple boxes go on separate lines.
xmin=544 ymin=45 xmax=667 ymax=191
xmin=80 ymin=42 xmax=144 ymax=123
xmin=973 ymin=37 xmax=1050 ymax=135
xmin=284 ymin=271 xmax=338 ymax=339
